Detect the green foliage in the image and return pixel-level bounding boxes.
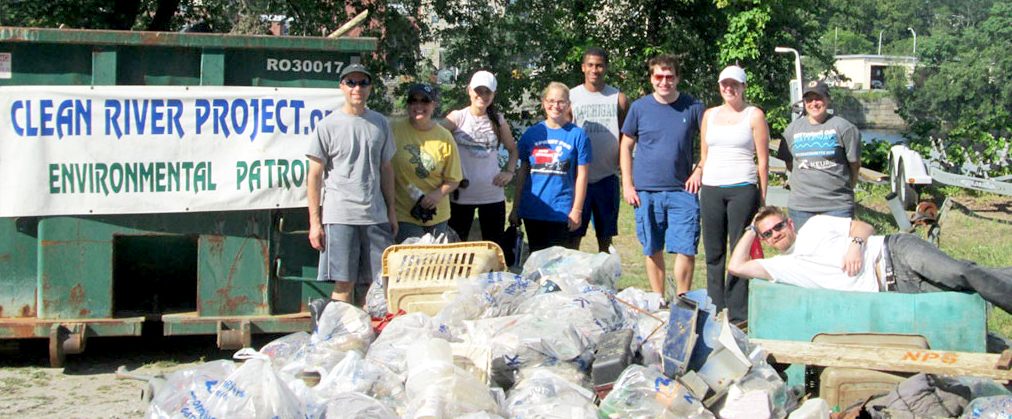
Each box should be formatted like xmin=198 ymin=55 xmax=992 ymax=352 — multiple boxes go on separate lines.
xmin=888 ymin=1 xmax=1012 ymax=177
xmin=820 ymin=28 xmax=874 ymax=56
xmin=861 ymin=139 xmax=892 ymax=172
xmin=429 ymin=0 xmax=826 ymax=139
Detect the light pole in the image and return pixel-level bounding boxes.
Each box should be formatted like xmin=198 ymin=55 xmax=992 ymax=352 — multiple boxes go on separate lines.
xmin=878 ymin=29 xmax=885 ymax=55
xmin=775 ymin=46 xmax=803 ymax=119
xmin=907 ymin=27 xmax=917 ymax=55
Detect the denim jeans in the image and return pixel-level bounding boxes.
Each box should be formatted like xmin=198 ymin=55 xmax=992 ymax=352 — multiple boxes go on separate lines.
xmin=886 ymin=233 xmax=1012 ymax=313
xmin=788 ymin=207 xmax=854 ymax=231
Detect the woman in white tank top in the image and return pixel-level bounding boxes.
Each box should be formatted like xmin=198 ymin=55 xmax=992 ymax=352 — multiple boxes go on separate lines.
xmin=439 ymin=71 xmax=518 ymax=245
xmin=695 ymin=65 xmax=769 ymax=324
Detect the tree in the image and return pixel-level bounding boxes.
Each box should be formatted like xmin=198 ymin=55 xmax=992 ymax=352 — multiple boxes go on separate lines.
xmin=1 ymin=0 xmax=429 ymax=113
xmin=430 ymin=0 xmax=828 ymax=134
xmin=890 ymin=1 xmax=1011 ymax=175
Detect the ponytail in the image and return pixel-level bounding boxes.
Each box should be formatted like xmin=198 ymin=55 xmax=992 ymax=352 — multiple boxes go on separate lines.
xmin=486 ymin=102 xmax=503 ymax=148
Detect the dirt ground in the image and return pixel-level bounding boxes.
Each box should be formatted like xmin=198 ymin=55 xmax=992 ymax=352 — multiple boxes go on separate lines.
xmin=0 ymin=334 xmax=260 ymax=418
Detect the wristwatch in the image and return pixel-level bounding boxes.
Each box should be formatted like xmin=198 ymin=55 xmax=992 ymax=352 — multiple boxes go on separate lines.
xmin=850 ymin=236 xmax=865 ymax=246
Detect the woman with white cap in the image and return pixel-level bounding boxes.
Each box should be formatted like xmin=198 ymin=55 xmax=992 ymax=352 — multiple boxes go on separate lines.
xmin=440 ymin=70 xmax=518 ymax=244
xmin=692 ymin=65 xmax=769 ymax=323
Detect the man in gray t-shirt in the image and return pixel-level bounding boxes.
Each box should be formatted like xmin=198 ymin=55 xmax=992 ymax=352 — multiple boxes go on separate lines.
xmin=777 ymin=81 xmax=861 ymax=229
xmin=306 ymin=64 xmax=396 ymax=308
xmin=570 ymin=47 xmax=629 ymax=252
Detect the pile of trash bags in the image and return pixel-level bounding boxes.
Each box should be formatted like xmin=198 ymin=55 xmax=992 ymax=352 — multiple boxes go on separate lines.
xmin=145 ymin=246 xmax=1012 ymax=419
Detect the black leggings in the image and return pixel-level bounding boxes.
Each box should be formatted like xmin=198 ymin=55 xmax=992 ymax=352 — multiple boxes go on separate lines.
xmin=700 ymin=184 xmax=760 ymax=323
xmin=523 ymin=218 xmax=579 ymax=252
xmin=448 ymin=201 xmax=506 ymax=243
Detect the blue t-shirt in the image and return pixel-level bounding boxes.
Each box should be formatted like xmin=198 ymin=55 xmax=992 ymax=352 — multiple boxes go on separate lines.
xmin=518 ymin=122 xmax=592 ymax=222
xmin=621 ymin=93 xmax=704 ymax=191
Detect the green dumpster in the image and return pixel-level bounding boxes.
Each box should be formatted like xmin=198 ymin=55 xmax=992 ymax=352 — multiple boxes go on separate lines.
xmin=0 ymin=27 xmax=377 ymax=366
xmin=747 ymin=280 xmax=987 ymax=386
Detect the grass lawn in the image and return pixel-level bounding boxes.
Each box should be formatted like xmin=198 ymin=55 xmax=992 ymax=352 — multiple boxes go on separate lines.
xmin=514 ymin=183 xmax=1012 ymax=339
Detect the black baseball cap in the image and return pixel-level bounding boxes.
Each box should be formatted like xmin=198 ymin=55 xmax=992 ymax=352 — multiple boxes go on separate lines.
xmin=802 ymin=80 xmax=830 ymax=99
xmin=339 ymin=63 xmax=372 ymax=81
xmin=406 ymin=84 xmax=438 ymax=101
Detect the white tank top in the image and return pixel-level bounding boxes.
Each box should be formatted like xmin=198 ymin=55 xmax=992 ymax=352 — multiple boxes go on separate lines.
xmin=570 ymin=84 xmax=621 ymax=183
xmin=701 ymin=106 xmax=758 ymax=186
xmin=447 ymin=108 xmax=507 ymax=204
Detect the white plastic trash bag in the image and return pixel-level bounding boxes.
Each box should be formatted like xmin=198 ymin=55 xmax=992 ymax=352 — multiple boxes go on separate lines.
xmin=963 ymin=395 xmax=1012 ymax=419
xmin=258 ymin=331 xmax=310 ymax=368
xmin=402 ymin=337 xmax=500 ymax=418
xmin=465 ymin=314 xmax=586 ymax=369
xmin=366 ymin=312 xmax=437 ymax=376
xmin=313 ymin=350 xmax=406 ymax=411
xmin=323 ymin=392 xmax=399 ymax=419
xmin=634 ymin=309 xmax=669 ymax=371
xmin=433 ymin=272 xmax=538 ymax=339
xmin=504 ymin=367 xmax=598 ymax=418
xmin=598 ymin=365 xmax=714 ymax=419
xmin=365 ymin=277 xmax=389 ymax=319
xmin=196 ymin=348 xmax=304 ymax=419
xmin=146 ymin=360 xmax=236 ymax=419
xmin=311 ymin=300 xmax=375 ymax=354
xmin=516 ymin=285 xmax=621 ymax=347
xmin=521 ymin=246 xmax=621 ymax=289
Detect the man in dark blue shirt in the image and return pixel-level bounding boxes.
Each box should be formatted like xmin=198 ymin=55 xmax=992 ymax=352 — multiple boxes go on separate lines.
xmin=620 ymin=54 xmax=705 ymax=297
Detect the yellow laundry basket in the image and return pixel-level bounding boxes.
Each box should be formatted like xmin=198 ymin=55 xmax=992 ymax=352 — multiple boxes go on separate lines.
xmin=383 ymin=241 xmax=506 ymax=316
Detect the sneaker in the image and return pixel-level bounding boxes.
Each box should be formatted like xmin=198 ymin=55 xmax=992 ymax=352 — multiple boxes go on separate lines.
xmin=308 ymin=298 xmax=332 ymax=333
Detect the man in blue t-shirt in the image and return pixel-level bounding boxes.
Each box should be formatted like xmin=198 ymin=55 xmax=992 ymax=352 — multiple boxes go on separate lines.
xmin=620 ymin=54 xmax=705 ymax=297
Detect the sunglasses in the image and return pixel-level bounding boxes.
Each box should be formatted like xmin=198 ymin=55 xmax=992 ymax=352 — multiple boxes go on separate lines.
xmin=342 ymin=78 xmax=372 ymax=88
xmin=759 ymin=220 xmax=788 ymax=239
xmin=407 ymin=97 xmax=433 ymax=104
xmin=652 ymin=74 xmax=676 ymax=82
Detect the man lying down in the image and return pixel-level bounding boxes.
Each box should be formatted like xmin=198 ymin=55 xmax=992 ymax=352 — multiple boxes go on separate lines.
xmin=727 ymin=205 xmax=1012 ymax=314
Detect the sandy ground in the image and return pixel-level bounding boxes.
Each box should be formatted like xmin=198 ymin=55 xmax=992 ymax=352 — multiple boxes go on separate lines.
xmin=0 ymin=334 xmax=255 ymax=418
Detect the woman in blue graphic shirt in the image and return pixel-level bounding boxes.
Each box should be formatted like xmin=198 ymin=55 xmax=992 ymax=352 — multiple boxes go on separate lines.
xmin=509 ymin=82 xmax=591 ymax=251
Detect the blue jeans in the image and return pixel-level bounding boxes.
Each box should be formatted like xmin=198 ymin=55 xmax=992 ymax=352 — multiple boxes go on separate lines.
xmin=887 ymin=233 xmax=1012 ymax=313
xmin=788 ymin=207 xmax=853 ymax=231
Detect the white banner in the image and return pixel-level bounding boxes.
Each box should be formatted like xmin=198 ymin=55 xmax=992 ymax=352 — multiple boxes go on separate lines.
xmin=0 ymin=85 xmax=343 ymax=217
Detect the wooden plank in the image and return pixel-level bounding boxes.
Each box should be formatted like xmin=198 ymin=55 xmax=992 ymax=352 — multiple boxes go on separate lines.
xmin=752 ymin=339 xmax=1012 ymax=381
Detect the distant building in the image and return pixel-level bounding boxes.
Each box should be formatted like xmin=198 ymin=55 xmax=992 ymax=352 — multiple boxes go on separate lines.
xmin=831 ymin=55 xmax=916 ymax=90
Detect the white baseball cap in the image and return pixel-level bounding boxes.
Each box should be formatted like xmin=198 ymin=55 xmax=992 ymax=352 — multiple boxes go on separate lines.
xmin=469 ymin=70 xmax=497 ymax=92
xmin=718 ymin=65 xmax=747 ymax=84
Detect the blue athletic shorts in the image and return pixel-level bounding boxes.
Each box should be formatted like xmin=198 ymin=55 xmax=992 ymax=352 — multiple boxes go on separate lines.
xmin=577 ymin=174 xmax=620 ymax=238
xmin=634 ymin=190 xmax=700 ymax=256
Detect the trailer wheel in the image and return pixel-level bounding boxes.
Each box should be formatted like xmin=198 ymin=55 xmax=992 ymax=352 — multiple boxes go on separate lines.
xmin=893 ymin=160 xmax=918 ymax=210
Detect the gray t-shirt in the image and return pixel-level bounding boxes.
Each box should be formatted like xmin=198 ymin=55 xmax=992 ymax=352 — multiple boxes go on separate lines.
xmin=779 ymin=114 xmax=861 ymax=212
xmin=570 ymin=84 xmax=621 ymax=183
xmin=307 ymin=109 xmax=395 ymax=225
